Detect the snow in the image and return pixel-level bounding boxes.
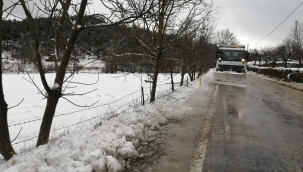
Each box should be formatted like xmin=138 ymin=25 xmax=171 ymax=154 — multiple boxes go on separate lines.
xmin=247 ymin=62 xmax=303 ymax=91
xmin=287 ymin=73 xmax=291 ymax=80
xmin=249 ymin=64 xmax=303 ymax=72
xmin=248 ymin=71 xmax=303 ymax=91
xmin=1 ymin=51 xmax=105 ymax=73
xmin=52 ymin=83 xmax=60 ymax=90
xmin=0 ymin=70 xmax=214 ymax=171
xmin=248 ymin=61 xmax=303 ymax=71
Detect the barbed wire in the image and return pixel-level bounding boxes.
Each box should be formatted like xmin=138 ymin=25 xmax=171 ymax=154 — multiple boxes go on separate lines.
xmin=8 ymin=118 xmax=44 ymax=127
xmin=8 ymin=89 xmax=142 ymax=127
xmin=9 ymin=81 xmax=184 ymax=128
xmin=12 ymin=135 xmax=38 ymax=145
xmin=12 ymin=97 xmax=142 ymax=145
xmin=51 ymin=96 xmax=141 ymax=133
xmin=9 ymin=82 xmax=175 ymax=127
xmin=9 ymin=79 xmax=190 ymax=145
xmin=53 ymin=89 xmax=141 ymax=118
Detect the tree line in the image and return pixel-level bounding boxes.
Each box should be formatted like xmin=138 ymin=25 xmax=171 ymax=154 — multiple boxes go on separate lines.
xmin=2 ymin=11 xmax=217 ymax=74
xmin=250 ymin=21 xmax=303 ymax=68
xmin=0 ymin=0 xmax=216 ymax=160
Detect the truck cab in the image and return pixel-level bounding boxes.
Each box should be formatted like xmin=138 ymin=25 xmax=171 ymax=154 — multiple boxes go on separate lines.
xmin=215 ymin=45 xmax=249 ymax=73
xmin=213 ymin=45 xmax=249 ymax=87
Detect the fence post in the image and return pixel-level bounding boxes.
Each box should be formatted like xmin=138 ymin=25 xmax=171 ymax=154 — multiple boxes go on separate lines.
xmin=141 ymin=87 xmax=145 ymax=106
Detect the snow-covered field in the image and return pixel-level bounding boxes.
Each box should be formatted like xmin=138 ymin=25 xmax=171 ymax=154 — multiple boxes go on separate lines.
xmin=0 ymin=71 xmax=213 ymax=171
xmin=1 ymin=51 xmax=106 ymax=73
xmin=4 ymin=72 xmax=186 ymax=150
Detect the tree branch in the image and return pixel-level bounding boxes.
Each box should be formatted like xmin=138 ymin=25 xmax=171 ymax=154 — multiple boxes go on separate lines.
xmin=8 ymin=98 xmax=24 ymax=109
xmin=62 ymin=97 xmax=99 ymax=108
xmin=11 ymin=127 xmax=22 ymax=143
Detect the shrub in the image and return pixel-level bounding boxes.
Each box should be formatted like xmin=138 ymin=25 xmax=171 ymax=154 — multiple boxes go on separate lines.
xmin=248 ymin=67 xmax=303 ymax=83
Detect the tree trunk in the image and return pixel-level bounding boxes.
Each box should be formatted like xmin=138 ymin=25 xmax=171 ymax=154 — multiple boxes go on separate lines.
xmin=284 ymin=59 xmax=288 ymax=68
xmin=272 ymin=60 xmax=276 ymax=68
xmin=0 ymin=0 xmax=16 ymax=159
xmin=150 ymin=0 xmax=166 ymax=103
xmin=150 ymin=60 xmax=160 ymax=102
xmin=180 ymin=69 xmax=185 ymax=86
xmin=170 ymin=68 xmax=174 ymax=92
xmin=36 ymin=93 xmax=60 ymax=146
xmin=188 ymin=72 xmax=193 ymax=81
xmin=0 ymin=98 xmax=16 ymax=160
xmin=34 ymin=0 xmax=87 ymax=147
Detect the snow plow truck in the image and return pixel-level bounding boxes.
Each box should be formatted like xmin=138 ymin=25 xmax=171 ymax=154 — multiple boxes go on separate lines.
xmin=213 ymin=45 xmax=249 ymax=87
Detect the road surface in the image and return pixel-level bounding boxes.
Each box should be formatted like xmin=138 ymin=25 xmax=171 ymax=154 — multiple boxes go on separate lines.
xmin=201 ymin=74 xmax=303 ymax=172
xmin=131 ymin=74 xmax=303 ymax=172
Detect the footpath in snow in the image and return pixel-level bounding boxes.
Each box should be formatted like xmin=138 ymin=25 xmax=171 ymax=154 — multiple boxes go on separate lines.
xmin=0 ymin=71 xmax=214 ymax=172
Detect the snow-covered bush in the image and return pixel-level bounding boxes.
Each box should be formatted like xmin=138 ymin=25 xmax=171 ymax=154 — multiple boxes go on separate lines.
xmin=248 ymin=66 xmax=303 ymax=83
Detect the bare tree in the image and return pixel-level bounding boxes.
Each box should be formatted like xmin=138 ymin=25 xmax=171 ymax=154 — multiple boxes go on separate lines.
xmin=277 ymin=40 xmax=292 ymax=68
xmin=214 ymin=28 xmax=239 ymax=45
xmin=17 ymin=0 xmax=156 ymax=147
xmin=122 ymin=0 xmax=214 ymax=102
xmin=288 ymin=21 xmax=303 ymax=67
xmin=187 ymin=29 xmax=215 ymax=82
xmin=260 ymin=46 xmax=280 ymax=68
xmin=283 ymin=38 xmax=293 ymax=68
xmin=249 ymin=49 xmax=262 ymax=66
xmin=0 ymin=0 xmax=16 ymax=160
xmin=260 ymin=47 xmax=270 ymax=66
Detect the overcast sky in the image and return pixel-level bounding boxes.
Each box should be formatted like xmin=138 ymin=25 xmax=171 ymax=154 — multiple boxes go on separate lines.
xmin=212 ymin=0 xmax=303 ymax=49
xmin=4 ymin=0 xmax=303 ymax=49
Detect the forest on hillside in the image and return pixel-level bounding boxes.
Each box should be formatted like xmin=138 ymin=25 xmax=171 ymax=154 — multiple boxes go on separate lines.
xmin=2 ymin=15 xmax=216 ymax=75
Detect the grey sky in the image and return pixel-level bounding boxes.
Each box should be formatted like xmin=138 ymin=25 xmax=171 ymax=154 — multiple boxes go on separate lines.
xmin=212 ymin=0 xmax=303 ymax=49
xmin=3 ymin=0 xmax=303 ymax=49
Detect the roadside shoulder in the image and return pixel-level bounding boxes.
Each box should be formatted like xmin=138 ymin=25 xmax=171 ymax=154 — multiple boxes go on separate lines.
xmin=140 ymin=83 xmax=216 ymax=172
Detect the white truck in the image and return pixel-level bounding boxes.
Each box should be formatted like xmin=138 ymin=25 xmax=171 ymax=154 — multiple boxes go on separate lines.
xmin=213 ymin=45 xmax=249 ymax=87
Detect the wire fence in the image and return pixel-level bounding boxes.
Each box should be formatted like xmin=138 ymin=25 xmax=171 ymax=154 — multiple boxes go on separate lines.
xmin=9 ymin=78 xmax=190 ymax=147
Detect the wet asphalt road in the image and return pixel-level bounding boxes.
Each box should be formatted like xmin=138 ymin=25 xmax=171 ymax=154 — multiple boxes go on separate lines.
xmin=202 ymin=75 xmax=303 ymax=172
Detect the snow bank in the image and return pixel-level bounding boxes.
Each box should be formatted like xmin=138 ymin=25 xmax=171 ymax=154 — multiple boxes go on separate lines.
xmin=0 ymin=70 xmax=213 ymax=172
xmin=248 ymin=71 xmax=303 ymax=91
xmin=248 ymin=64 xmax=303 ymax=72
xmin=248 ymin=64 xmax=303 ymax=83
xmin=5 ymin=73 xmax=185 ymax=152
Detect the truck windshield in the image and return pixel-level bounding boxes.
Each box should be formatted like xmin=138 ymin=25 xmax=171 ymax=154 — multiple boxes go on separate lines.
xmin=219 ymin=50 xmax=247 ymax=61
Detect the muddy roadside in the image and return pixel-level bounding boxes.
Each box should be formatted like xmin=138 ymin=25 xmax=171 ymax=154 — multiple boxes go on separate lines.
xmin=125 ymin=82 xmax=216 ymax=172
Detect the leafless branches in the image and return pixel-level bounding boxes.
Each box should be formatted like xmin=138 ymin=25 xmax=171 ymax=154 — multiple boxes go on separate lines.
xmin=62 ymin=97 xmax=99 ymax=108
xmin=8 ymin=98 xmax=24 ymax=109
xmin=83 ymin=0 xmax=158 ymax=29
xmin=214 ymin=29 xmax=240 ymax=45
xmin=63 ymin=88 xmax=98 ymax=96
xmin=65 ymin=74 xmax=99 ymax=85
xmin=11 ymin=127 xmax=22 ymax=143
xmin=22 ymin=73 xmax=47 ymax=98
xmin=2 ymin=1 xmax=21 ymax=19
